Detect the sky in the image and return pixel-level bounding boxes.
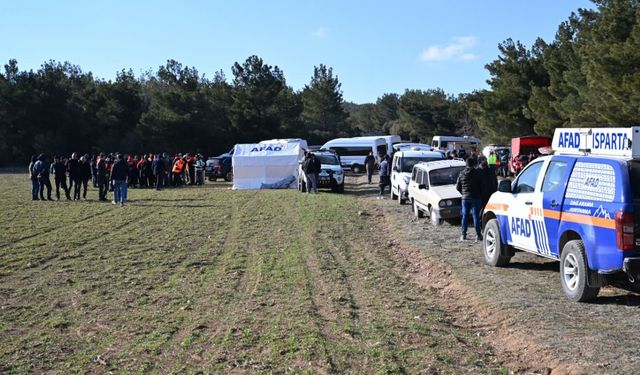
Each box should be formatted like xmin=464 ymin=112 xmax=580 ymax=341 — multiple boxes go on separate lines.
xmin=1 ymin=0 xmax=595 ymax=104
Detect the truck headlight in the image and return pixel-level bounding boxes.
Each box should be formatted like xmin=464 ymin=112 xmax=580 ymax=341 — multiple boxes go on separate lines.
xmin=446 ymin=200 xmax=453 ymax=206
xmin=439 ymin=200 xmax=446 ymax=207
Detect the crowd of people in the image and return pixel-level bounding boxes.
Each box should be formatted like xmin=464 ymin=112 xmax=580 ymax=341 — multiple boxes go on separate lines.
xmin=28 ymin=152 xmax=207 ymax=205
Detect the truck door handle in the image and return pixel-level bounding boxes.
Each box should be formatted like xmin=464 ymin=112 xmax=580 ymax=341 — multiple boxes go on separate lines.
xmin=550 ymin=200 xmax=559 ymax=207
xmin=525 ymin=201 xmax=533 ymax=206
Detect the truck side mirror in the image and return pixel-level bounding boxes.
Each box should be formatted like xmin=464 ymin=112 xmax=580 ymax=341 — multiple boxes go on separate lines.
xmin=418 ymin=184 xmax=427 ymax=190
xmin=498 ymin=179 xmax=512 ymax=193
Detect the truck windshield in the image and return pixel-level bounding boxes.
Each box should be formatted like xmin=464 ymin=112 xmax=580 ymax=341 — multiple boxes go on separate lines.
xmin=400 ymin=157 xmax=442 ymax=173
xmin=429 ymin=166 xmax=465 ymax=186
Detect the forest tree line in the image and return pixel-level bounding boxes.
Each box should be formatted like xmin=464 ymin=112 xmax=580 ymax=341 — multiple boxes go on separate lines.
xmin=0 ymin=0 xmax=638 ymax=166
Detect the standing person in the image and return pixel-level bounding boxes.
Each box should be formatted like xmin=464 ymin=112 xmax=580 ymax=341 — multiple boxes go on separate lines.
xmin=187 ymin=153 xmax=196 ymax=185
xmin=172 ymin=156 xmax=184 ymax=187
xmin=138 ymin=155 xmax=148 ymax=188
xmin=301 ymin=152 xmax=316 ymax=194
xmin=79 ymin=155 xmax=92 ymax=199
xmin=152 ymin=154 xmax=165 ymax=190
xmin=479 ymin=159 xmax=498 ymax=213
xmin=28 ymin=155 xmax=39 ymax=200
xmin=34 ymin=154 xmax=53 ymax=201
xmin=97 ymin=153 xmax=109 ymax=201
xmin=90 ymin=155 xmax=98 ymax=187
xmin=128 ymin=155 xmax=139 ymax=188
xmin=456 ymin=158 xmax=482 ymax=241
xmin=377 ymin=154 xmax=390 ymax=199
xmin=145 ymin=154 xmax=155 ymax=188
xmin=51 ymin=156 xmax=71 ymax=200
xmin=499 ymin=150 xmax=510 ymax=178
xmin=364 ymin=151 xmax=376 ymax=184
xmin=67 ymin=153 xmax=81 ymax=200
xmin=487 ymin=150 xmax=497 ymax=173
xmin=110 ymin=153 xmax=129 ymax=207
xmin=194 ymin=154 xmax=205 ymax=185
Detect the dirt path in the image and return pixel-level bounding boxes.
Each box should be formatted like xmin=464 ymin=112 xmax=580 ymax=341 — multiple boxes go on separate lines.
xmin=346 ymin=173 xmax=640 ymax=374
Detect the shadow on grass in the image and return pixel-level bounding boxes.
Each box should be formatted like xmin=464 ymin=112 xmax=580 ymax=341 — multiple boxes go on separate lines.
xmin=505 ymin=261 xmax=558 ymax=272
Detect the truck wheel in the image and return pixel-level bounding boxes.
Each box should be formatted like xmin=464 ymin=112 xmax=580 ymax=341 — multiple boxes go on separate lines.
xmin=483 ymin=219 xmax=511 ymax=267
xmin=560 ymin=240 xmax=600 ymax=302
xmin=352 ymin=164 xmax=363 ymax=174
xmin=413 ymin=200 xmax=424 ymax=219
xmin=225 ymin=171 xmax=233 ymax=182
xmin=429 ymin=206 xmax=442 ymax=226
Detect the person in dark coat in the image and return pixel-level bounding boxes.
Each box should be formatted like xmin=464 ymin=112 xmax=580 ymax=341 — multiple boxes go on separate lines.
xmin=78 ymin=155 xmax=92 ymax=199
xmin=97 ymin=153 xmax=109 ymax=201
xmin=479 ymin=159 xmax=498 ymax=212
xmin=364 ymin=151 xmax=376 ymax=184
xmin=51 ymin=156 xmax=70 ymax=200
xmin=152 ymin=154 xmax=166 ymax=190
xmin=28 ymin=155 xmax=39 ymax=200
xmin=34 ymin=154 xmax=53 ymax=200
xmin=67 ymin=152 xmax=81 ymax=200
xmin=377 ymin=154 xmax=390 ymax=199
xmin=456 ymin=157 xmax=482 ymax=241
xmin=90 ymin=155 xmax=98 ymax=188
xmin=110 ymin=153 xmax=129 ymax=206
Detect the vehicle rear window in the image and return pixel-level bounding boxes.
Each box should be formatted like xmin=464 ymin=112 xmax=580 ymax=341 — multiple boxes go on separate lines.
xmin=429 ymin=166 xmax=464 ymax=186
xmin=400 ymin=157 xmax=442 ymax=173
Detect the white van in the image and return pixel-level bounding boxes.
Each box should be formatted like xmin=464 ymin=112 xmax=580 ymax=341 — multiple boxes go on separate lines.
xmin=321 ymin=137 xmax=387 ymax=173
xmin=431 ymin=135 xmax=480 ymax=153
xmin=354 ymin=135 xmax=401 ymax=156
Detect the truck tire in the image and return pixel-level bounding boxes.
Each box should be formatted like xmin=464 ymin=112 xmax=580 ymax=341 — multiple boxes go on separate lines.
xmin=225 ymin=171 xmax=233 ymax=182
xmin=351 ymin=164 xmax=363 ymax=174
xmin=413 ymin=200 xmax=424 ymax=219
xmin=483 ymin=218 xmax=511 ymax=267
xmin=560 ymin=240 xmax=600 ymax=302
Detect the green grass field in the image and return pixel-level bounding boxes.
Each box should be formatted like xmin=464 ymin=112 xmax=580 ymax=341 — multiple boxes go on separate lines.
xmin=0 ymin=174 xmax=502 ymax=374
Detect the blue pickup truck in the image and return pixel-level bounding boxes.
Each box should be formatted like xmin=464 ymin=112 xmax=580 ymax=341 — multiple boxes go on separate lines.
xmin=482 ymin=127 xmax=640 ymax=301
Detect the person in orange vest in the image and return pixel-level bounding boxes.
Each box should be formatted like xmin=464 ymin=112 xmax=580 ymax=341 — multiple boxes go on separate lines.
xmin=172 ymin=156 xmax=184 ymax=187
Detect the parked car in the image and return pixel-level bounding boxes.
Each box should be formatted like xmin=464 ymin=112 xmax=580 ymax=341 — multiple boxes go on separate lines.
xmin=390 ymin=149 xmax=444 ymax=204
xmin=509 ymin=136 xmax=552 ymax=175
xmin=298 ymin=149 xmax=345 ymax=193
xmin=407 ymin=160 xmax=466 ymax=226
xmin=205 ymin=156 xmax=232 ymax=181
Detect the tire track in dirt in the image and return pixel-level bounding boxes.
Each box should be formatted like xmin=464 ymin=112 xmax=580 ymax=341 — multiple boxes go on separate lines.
xmin=147 ymin=191 xmax=262 ymax=373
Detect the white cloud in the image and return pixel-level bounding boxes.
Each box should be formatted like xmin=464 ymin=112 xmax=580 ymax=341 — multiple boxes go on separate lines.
xmin=419 ymin=36 xmax=478 ymax=62
xmin=312 ymin=27 xmax=327 ymax=40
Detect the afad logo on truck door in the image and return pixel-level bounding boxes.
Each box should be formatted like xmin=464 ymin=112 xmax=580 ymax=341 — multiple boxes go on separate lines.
xmin=510 ymin=208 xmax=551 ymax=255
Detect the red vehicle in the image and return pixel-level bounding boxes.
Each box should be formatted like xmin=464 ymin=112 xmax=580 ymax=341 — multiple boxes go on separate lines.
xmin=509 ymin=136 xmax=552 ymax=175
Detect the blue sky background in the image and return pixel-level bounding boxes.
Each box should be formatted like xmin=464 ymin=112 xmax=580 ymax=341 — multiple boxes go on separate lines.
xmin=1 ymin=0 xmax=594 ymax=103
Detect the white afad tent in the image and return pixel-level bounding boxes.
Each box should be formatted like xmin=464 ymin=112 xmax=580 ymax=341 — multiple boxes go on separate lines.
xmin=232 ymin=143 xmax=303 ymax=190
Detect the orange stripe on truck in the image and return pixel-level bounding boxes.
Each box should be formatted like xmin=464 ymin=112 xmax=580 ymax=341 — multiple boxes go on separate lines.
xmin=543 ymin=209 xmax=615 ymax=229
xmin=486 ymin=203 xmax=509 ymax=212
